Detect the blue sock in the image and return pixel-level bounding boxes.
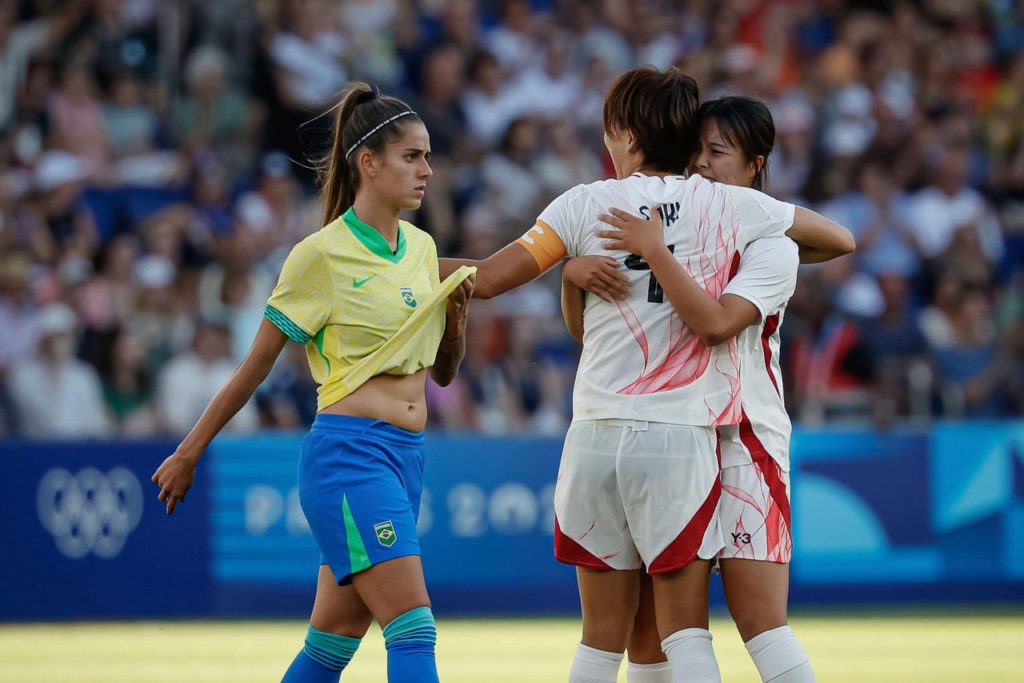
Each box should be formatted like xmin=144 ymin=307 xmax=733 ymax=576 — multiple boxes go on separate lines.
xmin=281 ymin=625 xmax=361 ymax=682
xmin=382 ymin=606 xmax=439 ymax=683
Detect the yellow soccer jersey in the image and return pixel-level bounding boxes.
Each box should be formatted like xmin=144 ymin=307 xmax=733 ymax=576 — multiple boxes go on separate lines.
xmin=265 ymin=207 xmax=459 ymax=410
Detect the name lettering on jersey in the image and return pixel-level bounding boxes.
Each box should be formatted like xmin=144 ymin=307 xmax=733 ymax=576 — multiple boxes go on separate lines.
xmin=400 ymin=287 xmax=417 ymax=308
xmin=520 ymin=224 xmax=545 ymax=245
xmin=639 ymin=202 xmax=681 ymax=228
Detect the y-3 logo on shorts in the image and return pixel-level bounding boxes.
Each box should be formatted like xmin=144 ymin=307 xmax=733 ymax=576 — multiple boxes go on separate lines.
xmin=731 ymin=532 xmax=752 ymax=545
xmin=374 ymin=520 xmax=397 ymax=547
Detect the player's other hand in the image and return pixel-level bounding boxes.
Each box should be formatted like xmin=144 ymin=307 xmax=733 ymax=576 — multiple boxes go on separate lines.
xmin=597 ymin=207 xmax=665 ymax=260
xmin=444 ymin=274 xmax=474 ymax=339
xmin=151 ymin=451 xmax=197 ymax=516
xmin=563 ymin=256 xmax=629 ymax=302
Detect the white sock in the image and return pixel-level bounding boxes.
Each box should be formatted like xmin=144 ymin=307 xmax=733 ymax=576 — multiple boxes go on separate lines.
xmin=744 ymin=625 xmax=815 ymax=682
xmin=627 ymin=660 xmax=672 ymax=683
xmin=569 ymin=642 xmax=624 ymax=683
xmin=660 ymin=628 xmax=720 ymax=683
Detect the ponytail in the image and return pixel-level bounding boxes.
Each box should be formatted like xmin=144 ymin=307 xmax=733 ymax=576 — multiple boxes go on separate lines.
xmin=318 ymin=82 xmax=421 ymax=226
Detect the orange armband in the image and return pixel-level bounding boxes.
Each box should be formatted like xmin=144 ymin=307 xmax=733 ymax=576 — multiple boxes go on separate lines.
xmin=515 ymin=220 xmax=568 ymax=272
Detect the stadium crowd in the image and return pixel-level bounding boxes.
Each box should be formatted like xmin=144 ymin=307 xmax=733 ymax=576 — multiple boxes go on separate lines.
xmin=0 ymin=0 xmax=1021 ymax=438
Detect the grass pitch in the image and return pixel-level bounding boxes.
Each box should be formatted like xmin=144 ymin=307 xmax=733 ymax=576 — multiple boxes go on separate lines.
xmin=1 ymin=611 xmax=1022 ymax=682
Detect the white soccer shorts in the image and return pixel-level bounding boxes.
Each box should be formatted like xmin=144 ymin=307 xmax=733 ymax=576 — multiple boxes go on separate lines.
xmin=717 ymin=425 xmax=793 ymax=563
xmin=553 ymin=419 xmax=724 ymax=573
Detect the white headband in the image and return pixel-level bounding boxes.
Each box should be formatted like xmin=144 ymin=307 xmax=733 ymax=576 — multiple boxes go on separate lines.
xmin=345 ymin=110 xmax=418 ymax=159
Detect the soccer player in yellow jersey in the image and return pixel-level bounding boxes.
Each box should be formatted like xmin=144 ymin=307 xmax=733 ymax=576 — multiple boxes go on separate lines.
xmin=151 ymin=82 xmax=475 ymax=683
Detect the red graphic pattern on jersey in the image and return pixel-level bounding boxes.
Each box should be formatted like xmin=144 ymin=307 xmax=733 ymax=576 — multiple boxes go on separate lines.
xmin=615 ymin=193 xmax=742 ymax=426
xmin=734 ymin=414 xmax=792 ymax=562
xmin=615 ymin=298 xmax=650 ymax=365
xmin=761 ymin=313 xmax=781 ymax=396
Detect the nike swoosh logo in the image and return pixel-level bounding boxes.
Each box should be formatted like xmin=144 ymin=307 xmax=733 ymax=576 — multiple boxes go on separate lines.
xmin=353 ymin=275 xmax=376 ymax=288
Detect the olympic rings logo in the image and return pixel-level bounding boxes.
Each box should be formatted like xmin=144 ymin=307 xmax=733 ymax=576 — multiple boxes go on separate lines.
xmin=36 ymin=467 xmax=144 ymax=559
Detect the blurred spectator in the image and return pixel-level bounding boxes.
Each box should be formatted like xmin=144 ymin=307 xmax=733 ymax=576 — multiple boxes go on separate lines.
xmin=235 ymin=151 xmax=312 ymax=253
xmin=48 ymin=63 xmax=109 ymax=171
xmin=103 ymin=69 xmax=158 ymax=158
xmin=819 ymin=157 xmax=918 ymax=277
xmin=98 ymin=326 xmax=157 ymax=435
xmin=485 ymin=0 xmax=540 ymax=73
xmin=907 ymin=148 xmax=1005 ymax=266
xmin=507 ymin=32 xmax=581 ymax=121
xmin=9 ymin=303 xmax=111 ymax=437
xmin=155 ymin=320 xmax=257 ymax=435
xmin=856 ymin=271 xmax=931 ymax=420
xmin=30 ymin=150 xmax=99 ymax=261
xmin=0 ymin=0 xmax=82 ymax=130
xmin=783 ymin=270 xmax=875 ymax=423
xmin=176 ymin=45 xmax=260 ymax=173
xmin=480 ymin=117 xmax=544 ymax=223
xmin=0 ymin=252 xmax=39 ymax=434
xmin=535 ymin=121 xmax=603 ymax=196
xmin=461 ymin=49 xmax=516 ymax=146
xmin=930 ymin=276 xmax=1015 ymax=417
xmin=0 ymin=0 xmax=1019 ymax=437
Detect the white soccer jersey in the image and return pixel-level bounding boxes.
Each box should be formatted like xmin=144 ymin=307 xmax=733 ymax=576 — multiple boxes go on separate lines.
xmin=720 ymin=236 xmax=799 ymax=470
xmin=519 ymin=173 xmax=795 ymax=427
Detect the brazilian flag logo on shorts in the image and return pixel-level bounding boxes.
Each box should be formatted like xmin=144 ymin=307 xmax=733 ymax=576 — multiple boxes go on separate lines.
xmin=400 ymin=287 xmax=417 ymax=308
xmin=374 ymin=520 xmax=397 ymax=547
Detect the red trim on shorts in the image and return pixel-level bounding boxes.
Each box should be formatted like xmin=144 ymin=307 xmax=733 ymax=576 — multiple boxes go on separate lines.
xmin=647 ymin=434 xmax=723 ymax=575
xmin=761 ymin=313 xmax=781 ymax=396
xmin=554 ymin=518 xmax=614 ymax=571
xmin=738 ymin=413 xmax=791 ymax=533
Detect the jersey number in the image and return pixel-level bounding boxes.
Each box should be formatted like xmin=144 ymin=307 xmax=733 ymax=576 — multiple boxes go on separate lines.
xmin=624 ymin=245 xmax=675 ymax=304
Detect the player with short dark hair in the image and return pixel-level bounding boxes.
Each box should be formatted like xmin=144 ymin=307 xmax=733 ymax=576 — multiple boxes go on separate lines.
xmin=441 ymin=67 xmax=852 ymax=683
xmin=563 ymin=95 xmax=820 ymax=683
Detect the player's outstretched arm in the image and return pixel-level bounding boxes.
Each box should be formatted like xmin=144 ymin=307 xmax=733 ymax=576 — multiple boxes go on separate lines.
xmin=151 ymin=318 xmax=288 ymax=515
xmin=787 ymin=206 xmax=856 ymax=263
xmin=597 ymin=208 xmax=760 ymax=347
xmin=440 ymin=242 xmax=542 ymax=300
xmin=431 ymin=276 xmax=474 ymax=386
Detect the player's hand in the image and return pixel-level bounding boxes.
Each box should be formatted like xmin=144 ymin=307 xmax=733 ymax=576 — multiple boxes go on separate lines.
xmin=563 ymin=256 xmax=630 ymax=302
xmin=597 ymin=207 xmax=665 ymax=260
xmin=151 ymin=451 xmax=197 ymax=516
xmin=444 ymin=274 xmax=474 ymax=340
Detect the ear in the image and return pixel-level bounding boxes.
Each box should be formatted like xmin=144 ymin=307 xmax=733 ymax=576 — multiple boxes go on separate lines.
xmin=358 ymin=149 xmax=378 ymax=178
xmin=751 ymin=154 xmax=765 ymax=177
xmin=626 ymin=130 xmax=639 ymax=154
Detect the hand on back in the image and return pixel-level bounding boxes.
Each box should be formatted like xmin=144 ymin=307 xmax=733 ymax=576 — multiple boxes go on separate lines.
xmin=563 ymin=256 xmax=630 ymax=302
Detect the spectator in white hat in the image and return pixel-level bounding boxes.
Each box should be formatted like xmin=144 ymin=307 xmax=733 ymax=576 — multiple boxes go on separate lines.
xmin=8 ymin=302 xmax=111 ymax=437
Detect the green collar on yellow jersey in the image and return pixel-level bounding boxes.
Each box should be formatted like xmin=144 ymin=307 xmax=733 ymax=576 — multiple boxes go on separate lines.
xmin=342 ymin=207 xmax=407 ymax=263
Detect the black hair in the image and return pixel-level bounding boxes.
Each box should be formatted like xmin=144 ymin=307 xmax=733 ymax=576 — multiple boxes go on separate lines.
xmin=697 ymin=96 xmax=775 ymax=190
xmin=603 ymin=66 xmax=701 ymax=175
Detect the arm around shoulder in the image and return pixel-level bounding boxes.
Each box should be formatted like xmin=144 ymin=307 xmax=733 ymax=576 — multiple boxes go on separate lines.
xmin=787 ymin=206 xmax=856 ymax=263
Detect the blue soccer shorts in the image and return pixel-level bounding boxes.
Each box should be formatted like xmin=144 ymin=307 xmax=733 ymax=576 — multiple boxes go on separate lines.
xmin=298 ymin=413 xmax=425 ymax=584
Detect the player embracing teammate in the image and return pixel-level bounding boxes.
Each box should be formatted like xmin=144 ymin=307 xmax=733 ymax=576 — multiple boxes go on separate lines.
xmin=443 ymin=69 xmax=853 ymax=683
xmin=562 ymin=95 xmax=825 ymax=682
